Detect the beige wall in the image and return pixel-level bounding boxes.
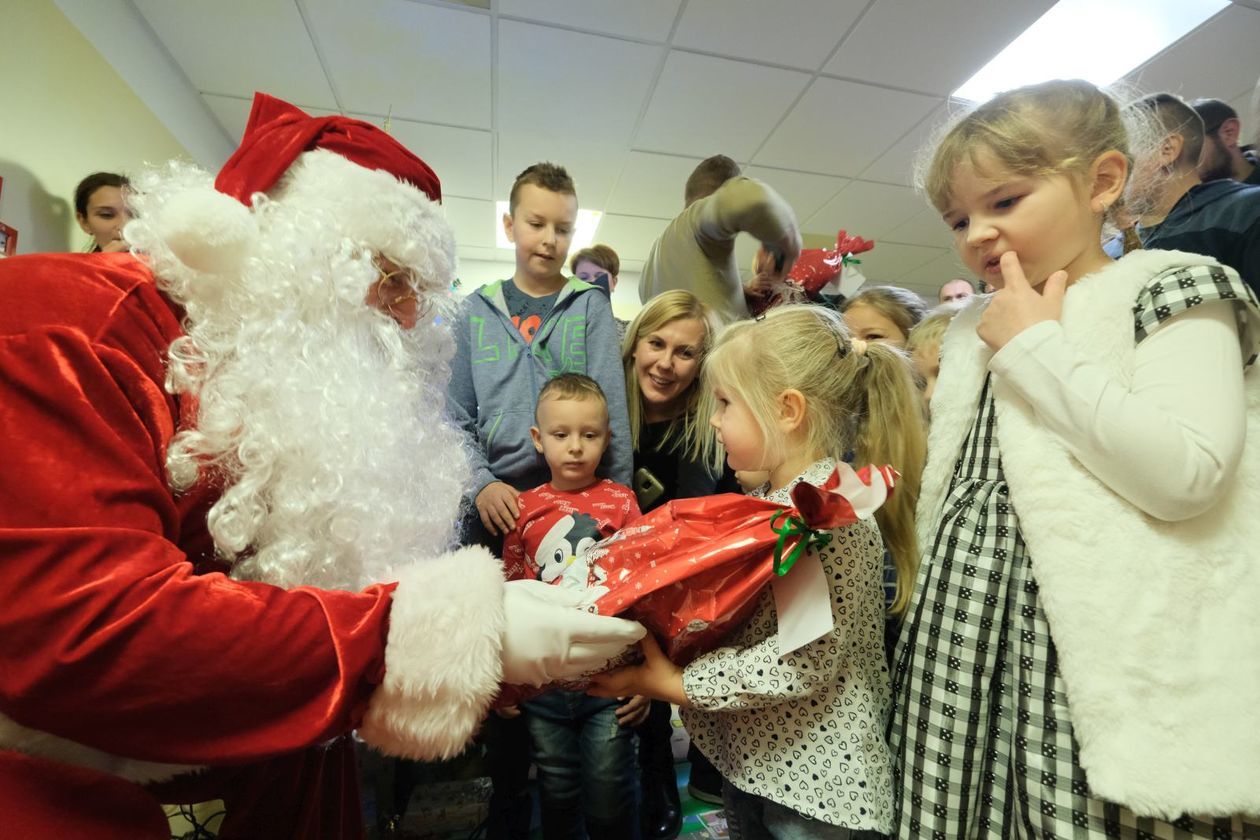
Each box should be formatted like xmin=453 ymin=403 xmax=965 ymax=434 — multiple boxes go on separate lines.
xmin=0 ymin=1 xmax=191 ymax=255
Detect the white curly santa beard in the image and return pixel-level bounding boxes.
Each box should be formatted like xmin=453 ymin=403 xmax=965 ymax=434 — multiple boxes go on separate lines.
xmin=189 ymin=314 xmax=469 ymax=591
xmin=153 ymin=206 xmax=469 ymax=591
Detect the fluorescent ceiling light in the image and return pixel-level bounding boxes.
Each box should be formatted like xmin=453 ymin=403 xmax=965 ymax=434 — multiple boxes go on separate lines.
xmin=953 ymin=0 xmax=1228 ymax=104
xmin=494 ymin=201 xmax=603 ymax=253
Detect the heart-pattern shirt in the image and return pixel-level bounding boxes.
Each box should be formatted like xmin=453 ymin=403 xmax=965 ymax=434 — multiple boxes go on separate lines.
xmin=681 ymin=458 xmax=894 ymax=832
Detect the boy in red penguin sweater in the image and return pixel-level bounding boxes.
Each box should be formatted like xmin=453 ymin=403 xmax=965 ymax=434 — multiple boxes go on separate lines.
xmin=502 ymin=373 xmax=645 ymax=840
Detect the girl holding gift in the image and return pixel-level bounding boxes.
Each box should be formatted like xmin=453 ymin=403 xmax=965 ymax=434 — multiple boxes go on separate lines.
xmin=890 ymin=79 xmax=1260 ymax=837
xmin=593 ymin=304 xmax=926 ymax=839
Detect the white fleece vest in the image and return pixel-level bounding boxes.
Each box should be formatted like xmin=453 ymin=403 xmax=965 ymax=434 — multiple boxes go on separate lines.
xmin=919 ymin=249 xmax=1260 ymax=819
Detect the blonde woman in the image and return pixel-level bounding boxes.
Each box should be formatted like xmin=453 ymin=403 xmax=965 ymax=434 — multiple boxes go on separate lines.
xmin=621 ymin=290 xmax=734 ymax=835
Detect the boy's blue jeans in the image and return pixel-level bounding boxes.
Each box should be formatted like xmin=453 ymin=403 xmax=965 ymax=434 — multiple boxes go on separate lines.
xmin=523 ymin=689 xmax=639 ymax=840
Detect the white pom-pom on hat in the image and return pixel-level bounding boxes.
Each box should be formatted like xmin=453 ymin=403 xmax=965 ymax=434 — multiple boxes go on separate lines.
xmin=148 ymin=185 xmax=259 ymax=276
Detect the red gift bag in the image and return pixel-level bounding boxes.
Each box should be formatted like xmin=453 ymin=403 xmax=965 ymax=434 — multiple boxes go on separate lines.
xmin=492 ymin=464 xmax=896 ymax=704
xmin=574 ymin=463 xmax=897 ymax=663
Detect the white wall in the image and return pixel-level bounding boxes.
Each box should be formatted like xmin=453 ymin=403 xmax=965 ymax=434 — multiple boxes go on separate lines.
xmin=0 ymin=1 xmax=193 ymax=255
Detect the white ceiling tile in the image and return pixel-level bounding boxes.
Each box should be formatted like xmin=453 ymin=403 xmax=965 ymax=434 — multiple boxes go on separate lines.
xmin=857 ymin=102 xmax=951 ymax=186
xmin=855 ymin=242 xmax=948 ymax=285
xmin=893 ymin=251 xmax=970 ymax=296
xmin=133 ymin=0 xmax=338 ymax=107
xmin=1126 ymin=5 xmax=1260 ymax=106
xmin=672 ymin=0 xmax=866 ymax=71
xmin=823 ymin=0 xmax=1056 ymax=96
xmin=805 ymin=180 xmax=930 ymax=241
xmin=754 ymin=78 xmax=938 ymax=176
xmin=302 ymin=0 xmax=492 ymax=128
xmin=497 ymin=0 xmax=682 ymax=41
xmin=743 ymin=166 xmax=848 ymax=228
xmin=496 ymin=132 xmax=629 ymax=211
xmin=635 ymin=51 xmax=812 ymax=160
xmin=498 ymin=21 xmax=662 ymax=140
xmin=592 ymin=214 xmax=671 ymax=264
xmin=356 ymin=116 xmax=493 ymax=200
xmin=443 ymin=197 xmax=499 ymax=250
xmin=604 ymin=152 xmax=701 ymax=218
xmin=884 ymin=207 xmax=952 ymax=250
xmin=202 ymin=95 xmax=252 ymax=143
xmin=203 ymin=94 xmax=339 ymax=147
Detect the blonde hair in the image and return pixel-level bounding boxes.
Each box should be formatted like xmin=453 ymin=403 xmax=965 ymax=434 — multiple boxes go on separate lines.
xmin=623 ymin=291 xmax=721 ymax=456
xmin=704 ymin=305 xmax=926 ymax=614
xmin=905 ymin=300 xmax=966 ymax=354
xmin=920 ymin=79 xmax=1135 ymax=226
xmin=842 ymin=286 xmax=929 ymax=342
xmin=536 ymin=372 xmax=608 ymax=422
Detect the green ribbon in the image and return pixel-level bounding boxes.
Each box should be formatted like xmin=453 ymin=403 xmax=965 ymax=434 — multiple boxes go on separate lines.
xmin=769 ymin=511 xmax=833 ymax=577
xmin=841 ymin=254 xmax=862 ymax=267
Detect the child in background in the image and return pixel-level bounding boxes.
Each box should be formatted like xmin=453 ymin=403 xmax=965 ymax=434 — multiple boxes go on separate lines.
xmin=502 ymin=373 xmax=643 ymax=840
xmin=570 ymin=244 xmax=620 ymax=297
xmin=592 ymin=304 xmax=927 ymax=839
xmin=571 ymin=244 xmax=629 ymax=339
xmin=840 ymin=285 xmax=927 ymax=348
xmin=903 ymin=301 xmax=965 ymax=409
xmin=74 ymin=172 xmax=131 ymax=253
xmin=448 ymin=163 xmax=632 ymax=549
xmin=891 ymin=79 xmax=1260 ymax=837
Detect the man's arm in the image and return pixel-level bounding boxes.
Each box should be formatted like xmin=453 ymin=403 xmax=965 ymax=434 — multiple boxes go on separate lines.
xmin=696 ymin=177 xmax=802 ymax=277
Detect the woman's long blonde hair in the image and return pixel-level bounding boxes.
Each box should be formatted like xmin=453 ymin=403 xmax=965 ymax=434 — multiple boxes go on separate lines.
xmin=704 ymin=305 xmax=927 ymax=614
xmin=622 ymin=290 xmax=721 ymax=457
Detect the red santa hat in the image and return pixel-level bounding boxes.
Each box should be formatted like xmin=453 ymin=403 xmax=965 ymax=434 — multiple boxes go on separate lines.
xmin=153 ymin=92 xmax=447 ymax=275
xmin=215 ymin=93 xmax=442 ymax=204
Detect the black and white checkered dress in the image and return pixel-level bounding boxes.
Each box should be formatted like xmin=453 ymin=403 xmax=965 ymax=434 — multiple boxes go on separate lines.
xmin=888 ymin=270 xmax=1259 ymax=839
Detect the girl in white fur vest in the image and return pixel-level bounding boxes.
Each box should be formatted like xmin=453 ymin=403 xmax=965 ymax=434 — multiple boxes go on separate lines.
xmin=889 ymin=79 xmax=1260 ymax=838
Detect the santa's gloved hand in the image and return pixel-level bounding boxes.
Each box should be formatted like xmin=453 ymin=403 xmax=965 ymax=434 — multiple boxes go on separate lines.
xmin=500 ymin=579 xmax=646 ymax=687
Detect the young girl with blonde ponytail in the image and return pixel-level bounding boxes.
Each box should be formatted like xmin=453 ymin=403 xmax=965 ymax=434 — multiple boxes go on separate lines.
xmin=593 ymin=304 xmax=926 ymax=839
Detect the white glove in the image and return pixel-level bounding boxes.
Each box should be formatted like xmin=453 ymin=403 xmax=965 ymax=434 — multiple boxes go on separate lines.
xmin=499 ymin=579 xmax=646 ymax=687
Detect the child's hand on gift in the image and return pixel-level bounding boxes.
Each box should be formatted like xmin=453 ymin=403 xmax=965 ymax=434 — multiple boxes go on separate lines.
xmin=613 ymin=694 xmax=651 ymax=727
xmin=589 ymin=634 xmax=688 ymax=708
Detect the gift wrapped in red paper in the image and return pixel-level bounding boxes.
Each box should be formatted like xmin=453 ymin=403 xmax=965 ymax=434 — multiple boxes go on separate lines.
xmin=566 ymin=462 xmax=897 ymax=664
xmin=748 ymin=229 xmax=875 ymax=316
xmin=788 ymin=229 xmax=875 ymax=297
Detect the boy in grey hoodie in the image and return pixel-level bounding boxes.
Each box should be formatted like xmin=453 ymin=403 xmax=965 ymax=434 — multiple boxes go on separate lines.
xmin=448 ymin=162 xmax=631 ymax=547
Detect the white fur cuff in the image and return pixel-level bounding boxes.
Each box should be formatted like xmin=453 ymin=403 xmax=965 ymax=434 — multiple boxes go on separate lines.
xmin=357 ymin=546 xmax=505 ymax=759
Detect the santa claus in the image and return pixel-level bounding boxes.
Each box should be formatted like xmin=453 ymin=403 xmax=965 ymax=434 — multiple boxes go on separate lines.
xmin=0 ymin=94 xmax=643 ymax=838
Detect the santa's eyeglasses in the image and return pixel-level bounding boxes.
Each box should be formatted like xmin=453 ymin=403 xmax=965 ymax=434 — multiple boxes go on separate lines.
xmin=373 ymin=257 xmax=433 ymax=322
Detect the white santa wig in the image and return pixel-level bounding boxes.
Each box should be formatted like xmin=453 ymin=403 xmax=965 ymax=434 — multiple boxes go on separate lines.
xmin=125 ymin=149 xmax=473 ymax=590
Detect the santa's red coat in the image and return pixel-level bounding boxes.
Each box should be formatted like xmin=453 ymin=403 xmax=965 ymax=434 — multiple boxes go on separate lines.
xmin=0 ymin=253 xmax=505 ymax=838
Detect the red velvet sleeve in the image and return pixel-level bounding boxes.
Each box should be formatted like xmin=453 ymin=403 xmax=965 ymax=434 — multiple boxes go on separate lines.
xmin=0 ymin=315 xmax=396 ymax=766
